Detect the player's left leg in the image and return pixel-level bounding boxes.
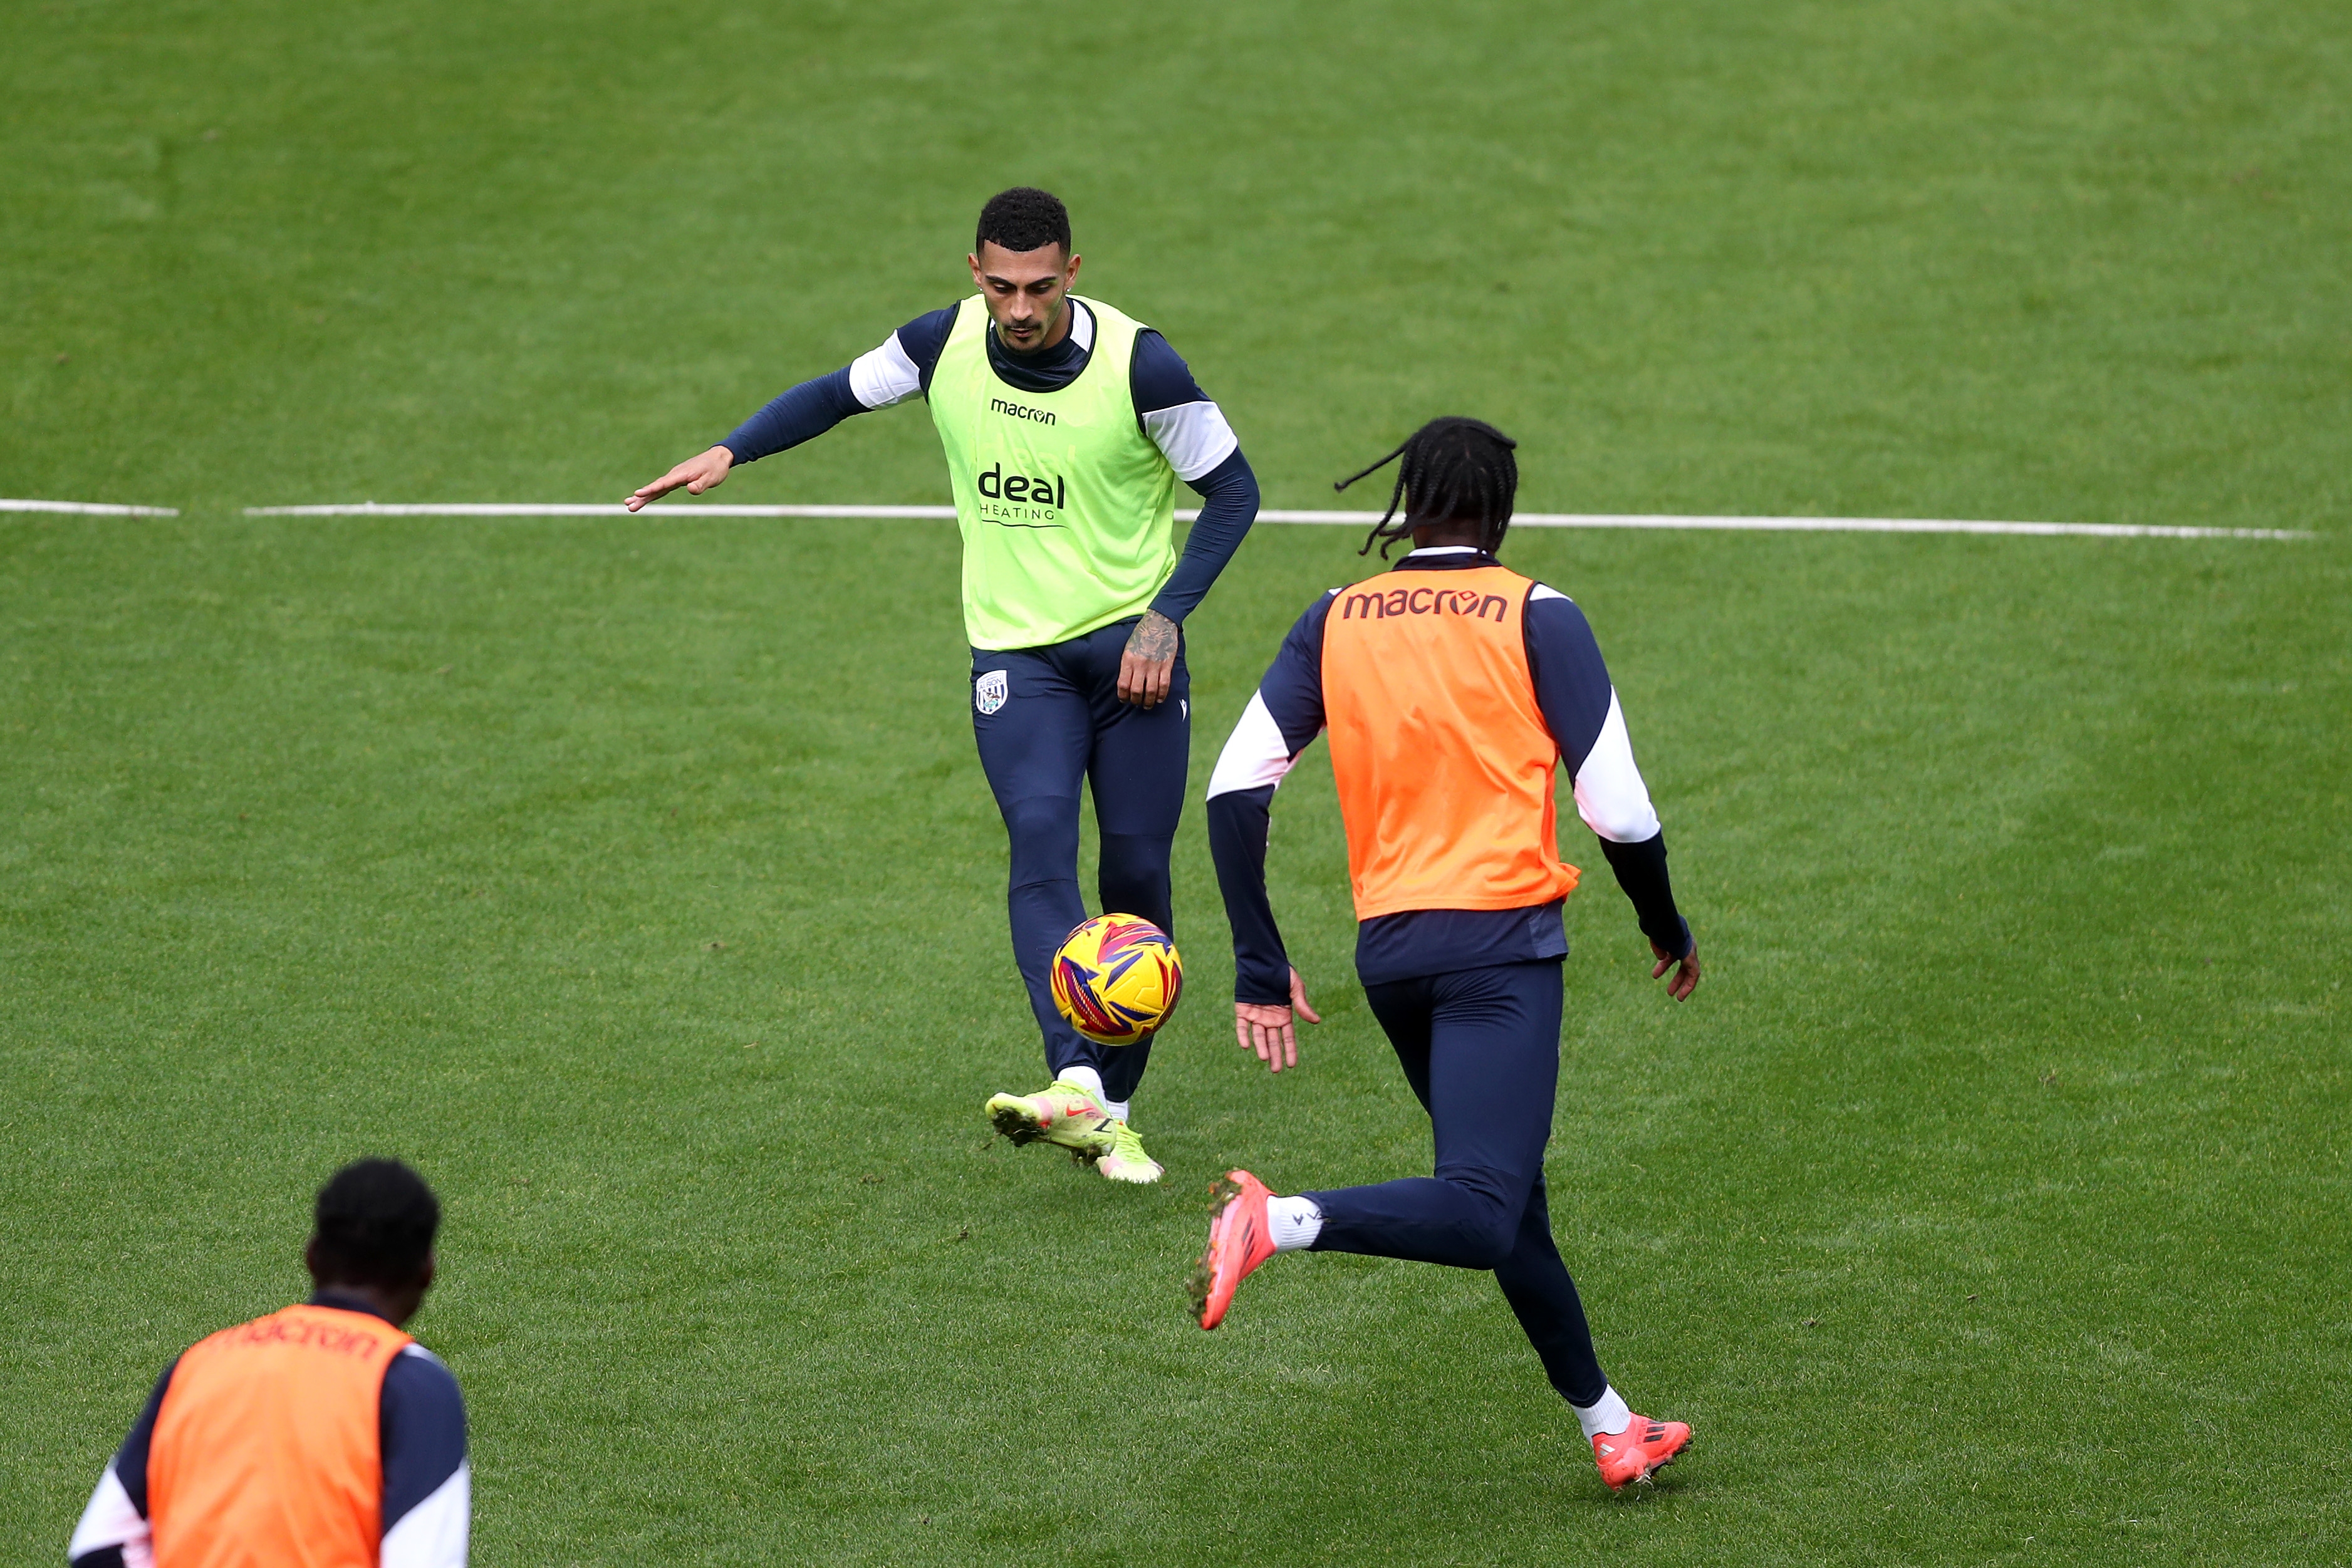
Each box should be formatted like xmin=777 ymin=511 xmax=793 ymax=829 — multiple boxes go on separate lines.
xmin=1061 ymin=616 xmax=1190 ymax=1182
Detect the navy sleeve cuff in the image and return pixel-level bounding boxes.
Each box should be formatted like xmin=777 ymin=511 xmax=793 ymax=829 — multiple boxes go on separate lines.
xmin=1150 ymin=450 xmax=1259 ymax=624
xmin=1208 ymin=785 xmax=1293 ymax=1002
xmin=1598 ymin=833 xmax=1691 ymax=959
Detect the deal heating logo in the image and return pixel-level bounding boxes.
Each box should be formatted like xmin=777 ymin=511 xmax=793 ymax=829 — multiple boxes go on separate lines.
xmin=974 ymin=462 xmax=1068 ymax=527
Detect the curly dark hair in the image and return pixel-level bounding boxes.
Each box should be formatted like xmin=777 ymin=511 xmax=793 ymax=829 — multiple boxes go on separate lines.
xmin=976 ymin=187 xmax=1071 ymax=256
xmin=310 ymin=1158 xmax=440 ymax=1289
xmin=1335 ymin=417 xmax=1521 ymax=558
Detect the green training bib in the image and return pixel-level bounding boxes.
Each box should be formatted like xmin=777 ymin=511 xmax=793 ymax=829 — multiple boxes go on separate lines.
xmin=927 ymin=295 xmax=1179 ymax=650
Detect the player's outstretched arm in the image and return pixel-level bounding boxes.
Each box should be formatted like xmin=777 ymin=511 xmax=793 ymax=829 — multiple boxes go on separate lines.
xmin=625 ymin=309 xmax=955 ymax=514
xmin=626 ymin=447 xmax=734 ymax=511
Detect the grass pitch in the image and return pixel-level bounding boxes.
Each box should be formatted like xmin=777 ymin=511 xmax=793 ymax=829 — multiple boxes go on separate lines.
xmin=5 ymin=2 xmax=2349 ymax=1565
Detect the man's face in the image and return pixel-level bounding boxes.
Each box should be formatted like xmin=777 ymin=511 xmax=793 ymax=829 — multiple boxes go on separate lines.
xmin=968 ymin=241 xmax=1081 ymax=353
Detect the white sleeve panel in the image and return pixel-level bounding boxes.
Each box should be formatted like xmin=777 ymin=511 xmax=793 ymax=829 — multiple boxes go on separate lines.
xmin=1572 ymin=691 xmax=1663 ymax=843
xmin=1141 ymin=402 xmax=1241 ymax=482
xmin=382 ymin=1463 xmax=471 ymax=1568
xmin=1207 ymin=691 xmax=1308 ymax=798
xmin=846 ymin=335 xmax=925 ymax=409
xmin=68 ymin=1464 xmax=152 ymax=1568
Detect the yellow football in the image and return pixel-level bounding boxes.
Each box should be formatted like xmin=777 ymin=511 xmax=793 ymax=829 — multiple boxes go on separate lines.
xmin=1049 ymin=914 xmax=1184 ymax=1047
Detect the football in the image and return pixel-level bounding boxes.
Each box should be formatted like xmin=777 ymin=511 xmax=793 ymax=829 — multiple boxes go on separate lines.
xmin=1049 ymin=915 xmax=1184 ymax=1047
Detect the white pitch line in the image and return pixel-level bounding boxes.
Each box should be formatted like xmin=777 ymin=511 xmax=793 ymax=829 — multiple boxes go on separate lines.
xmin=4 ymin=497 xmax=180 ymax=517
xmin=242 ymin=502 xmax=959 ymax=519
xmin=241 ymin=501 xmax=2313 ymax=539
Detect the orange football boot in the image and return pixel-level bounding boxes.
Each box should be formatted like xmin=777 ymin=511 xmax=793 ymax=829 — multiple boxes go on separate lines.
xmin=1189 ymin=1170 xmax=1276 ymax=1329
xmin=1591 ymin=1411 xmax=1692 ymax=1491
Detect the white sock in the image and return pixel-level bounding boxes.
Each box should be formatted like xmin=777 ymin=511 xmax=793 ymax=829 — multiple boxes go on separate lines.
xmin=1101 ymin=1096 xmax=1131 ymax=1123
xmin=1054 ymin=1064 xmax=1106 ymax=1109
xmin=1267 ymin=1195 xmax=1323 ymax=1252
xmin=1573 ymin=1386 xmax=1632 ymax=1440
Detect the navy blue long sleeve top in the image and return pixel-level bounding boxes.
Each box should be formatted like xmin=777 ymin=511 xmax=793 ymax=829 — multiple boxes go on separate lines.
xmin=716 ymin=299 xmax=1256 ymax=625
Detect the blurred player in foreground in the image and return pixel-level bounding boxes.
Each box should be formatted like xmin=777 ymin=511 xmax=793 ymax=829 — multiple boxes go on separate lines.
xmin=629 ymin=188 xmax=1261 ymax=1184
xmin=1192 ymin=418 xmax=1700 ymax=1492
xmin=69 ymin=1159 xmax=468 ymax=1567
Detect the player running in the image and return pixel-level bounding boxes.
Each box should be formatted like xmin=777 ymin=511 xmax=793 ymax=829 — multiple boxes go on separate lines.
xmin=1192 ymin=418 xmax=1700 ymax=1492
xmin=70 ymin=1159 xmax=468 ymax=1567
xmin=628 ymin=189 xmax=1261 ymax=1185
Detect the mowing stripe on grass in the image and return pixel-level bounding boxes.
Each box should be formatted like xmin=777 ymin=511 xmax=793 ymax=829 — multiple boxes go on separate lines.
xmin=3 ymin=497 xmax=180 ymax=517
xmin=240 ymin=502 xmax=2311 ymax=539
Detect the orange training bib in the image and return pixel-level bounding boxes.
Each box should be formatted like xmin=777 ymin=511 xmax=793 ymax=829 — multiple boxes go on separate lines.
xmin=148 ymin=1303 xmax=410 ymax=1568
xmin=1320 ymin=566 xmax=1580 ymax=920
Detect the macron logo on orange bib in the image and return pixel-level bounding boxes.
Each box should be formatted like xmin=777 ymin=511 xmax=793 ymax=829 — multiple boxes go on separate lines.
xmin=147 ymin=1304 xmax=410 ymax=1568
xmin=1335 ymin=581 xmax=1512 ymax=623
xmin=1321 ymin=565 xmax=1581 ymax=920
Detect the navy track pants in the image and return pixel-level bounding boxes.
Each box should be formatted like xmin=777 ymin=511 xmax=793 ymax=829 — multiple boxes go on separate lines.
xmin=1307 ymin=960 xmax=1610 ymax=1408
xmin=970 ymin=618 xmax=1189 ymax=1106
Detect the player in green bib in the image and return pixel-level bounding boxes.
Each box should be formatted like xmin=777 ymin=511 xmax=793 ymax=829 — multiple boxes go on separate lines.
xmin=628 ymin=189 xmax=1262 ymax=1184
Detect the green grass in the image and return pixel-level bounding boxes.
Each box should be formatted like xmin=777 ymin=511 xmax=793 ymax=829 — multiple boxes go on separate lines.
xmin=4 ymin=1 xmax=2349 ymax=1565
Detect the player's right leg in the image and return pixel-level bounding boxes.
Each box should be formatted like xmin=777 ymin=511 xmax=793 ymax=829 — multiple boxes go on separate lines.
xmin=1191 ymin=976 xmax=1444 ymax=1327
xmin=969 ymin=648 xmax=1117 ymax=1163
xmin=1196 ymin=973 xmax=1558 ymax=1322
xmin=1306 ymin=964 xmax=1558 ymax=1272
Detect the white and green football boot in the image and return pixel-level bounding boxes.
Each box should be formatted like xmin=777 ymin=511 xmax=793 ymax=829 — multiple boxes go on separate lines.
xmin=983 ymin=1081 xmax=1165 ymax=1183
xmin=1094 ymin=1119 xmax=1164 ymax=1185
xmin=984 ymin=1079 xmax=1117 ymax=1159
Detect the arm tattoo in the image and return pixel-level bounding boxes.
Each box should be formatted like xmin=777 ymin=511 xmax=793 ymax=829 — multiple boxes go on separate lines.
xmin=1125 ymin=609 xmax=1180 ymax=662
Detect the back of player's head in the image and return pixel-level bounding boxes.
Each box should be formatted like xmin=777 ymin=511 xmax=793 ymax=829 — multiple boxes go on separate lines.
xmin=310 ymin=1158 xmax=440 ymax=1289
xmin=976 ymin=187 xmax=1072 ymax=257
xmin=1335 ymin=417 xmax=1521 ymax=558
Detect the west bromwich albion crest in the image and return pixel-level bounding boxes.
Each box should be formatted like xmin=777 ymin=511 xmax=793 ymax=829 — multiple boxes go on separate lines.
xmin=974 ymin=669 xmax=1009 ymax=715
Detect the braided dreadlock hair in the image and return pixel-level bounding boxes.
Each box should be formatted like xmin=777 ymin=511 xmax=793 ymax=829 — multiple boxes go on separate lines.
xmin=1334 ymin=417 xmax=1521 ymax=558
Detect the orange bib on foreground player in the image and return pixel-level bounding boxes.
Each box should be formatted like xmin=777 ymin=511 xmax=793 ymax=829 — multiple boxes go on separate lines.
xmin=147 ymin=1303 xmax=411 ymax=1568
xmin=1320 ymin=564 xmax=1580 ymax=919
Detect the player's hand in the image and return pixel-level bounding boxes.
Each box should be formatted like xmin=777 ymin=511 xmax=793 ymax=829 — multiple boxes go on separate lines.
xmin=1651 ymin=938 xmax=1701 ymax=1000
xmin=1234 ymin=968 xmax=1321 ymax=1073
xmin=1117 ymin=610 xmax=1180 ymax=708
xmin=625 ymin=446 xmax=734 ymax=512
